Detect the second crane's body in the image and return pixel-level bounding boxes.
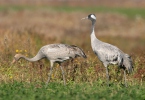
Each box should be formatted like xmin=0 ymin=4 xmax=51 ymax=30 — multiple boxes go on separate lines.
xmin=82 ymin=14 xmax=133 ymax=87
xmin=12 ymin=43 xmax=86 ymax=86
xmin=30 ymin=44 xmax=86 ymax=63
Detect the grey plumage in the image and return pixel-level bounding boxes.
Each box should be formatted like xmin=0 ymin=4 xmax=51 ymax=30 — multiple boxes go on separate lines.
xmin=12 ymin=43 xmax=87 ymax=86
xmin=82 ymin=14 xmax=133 ymax=87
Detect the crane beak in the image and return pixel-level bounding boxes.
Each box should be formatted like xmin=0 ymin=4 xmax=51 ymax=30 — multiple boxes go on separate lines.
xmin=11 ymin=59 xmax=16 ymax=64
xmin=81 ymin=17 xmax=88 ymax=20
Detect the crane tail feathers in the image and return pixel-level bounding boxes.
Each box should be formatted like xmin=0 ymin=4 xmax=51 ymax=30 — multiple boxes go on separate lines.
xmin=123 ymin=54 xmax=133 ymax=73
xmin=82 ymin=51 xmax=87 ymax=58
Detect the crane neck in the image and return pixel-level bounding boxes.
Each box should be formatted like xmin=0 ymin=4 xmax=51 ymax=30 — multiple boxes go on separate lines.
xmin=21 ymin=56 xmax=38 ymax=62
xmin=91 ymin=20 xmax=98 ymax=40
xmin=18 ymin=53 xmax=44 ymax=62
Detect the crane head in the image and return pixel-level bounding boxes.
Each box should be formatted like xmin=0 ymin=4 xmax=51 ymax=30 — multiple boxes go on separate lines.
xmin=81 ymin=14 xmax=96 ymax=21
xmin=11 ymin=54 xmax=23 ymax=64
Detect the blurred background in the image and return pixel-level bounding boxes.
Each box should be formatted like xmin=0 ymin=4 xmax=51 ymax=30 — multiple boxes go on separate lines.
xmin=0 ymin=0 xmax=145 ymax=84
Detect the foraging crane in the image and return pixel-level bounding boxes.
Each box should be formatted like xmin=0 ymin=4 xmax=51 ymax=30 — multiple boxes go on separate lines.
xmin=12 ymin=43 xmax=87 ymax=85
xmin=82 ymin=14 xmax=133 ymax=87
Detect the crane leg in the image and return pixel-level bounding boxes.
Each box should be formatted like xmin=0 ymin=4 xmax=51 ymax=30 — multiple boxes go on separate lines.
xmin=124 ymin=70 xmax=127 ymax=87
xmin=105 ymin=67 xmax=110 ymax=86
xmin=59 ymin=64 xmax=66 ymax=85
xmin=104 ymin=63 xmax=109 ymax=86
xmin=46 ymin=61 xmax=54 ymax=87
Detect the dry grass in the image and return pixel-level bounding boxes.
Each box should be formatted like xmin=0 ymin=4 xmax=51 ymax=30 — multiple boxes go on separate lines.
xmin=0 ymin=8 xmax=145 ymax=86
xmin=1 ymin=0 xmax=145 ymax=8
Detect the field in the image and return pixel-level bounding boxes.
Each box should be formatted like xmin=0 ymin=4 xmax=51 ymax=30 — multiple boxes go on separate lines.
xmin=1 ymin=82 xmax=145 ymax=100
xmin=0 ymin=4 xmax=145 ymax=100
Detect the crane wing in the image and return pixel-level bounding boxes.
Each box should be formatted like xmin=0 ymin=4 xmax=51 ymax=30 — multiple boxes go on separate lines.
xmin=41 ymin=44 xmax=76 ymax=60
xmin=94 ymin=43 xmax=123 ymax=64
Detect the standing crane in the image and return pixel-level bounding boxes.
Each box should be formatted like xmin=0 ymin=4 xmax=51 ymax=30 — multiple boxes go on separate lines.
xmin=81 ymin=14 xmax=133 ymax=87
xmin=12 ymin=43 xmax=87 ymax=86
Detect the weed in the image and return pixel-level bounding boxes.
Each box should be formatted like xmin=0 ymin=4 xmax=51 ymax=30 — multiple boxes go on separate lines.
xmin=0 ymin=7 xmax=145 ymax=99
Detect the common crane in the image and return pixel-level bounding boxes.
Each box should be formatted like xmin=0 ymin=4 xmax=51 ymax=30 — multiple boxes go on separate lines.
xmin=82 ymin=14 xmax=133 ymax=87
xmin=12 ymin=43 xmax=87 ymax=86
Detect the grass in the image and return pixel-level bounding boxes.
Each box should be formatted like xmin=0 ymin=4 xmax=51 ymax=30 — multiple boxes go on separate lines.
xmin=0 ymin=31 xmax=145 ymax=100
xmin=51 ymin=6 xmax=145 ymax=18
xmin=0 ymin=5 xmax=145 ymax=18
xmin=0 ymin=81 xmax=145 ymax=100
xmin=0 ymin=5 xmax=145 ymax=100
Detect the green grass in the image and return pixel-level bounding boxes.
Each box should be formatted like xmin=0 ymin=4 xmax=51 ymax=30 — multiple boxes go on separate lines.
xmin=51 ymin=6 xmax=145 ymax=18
xmin=0 ymin=5 xmax=145 ymax=18
xmin=0 ymin=5 xmax=145 ymax=100
xmin=0 ymin=81 xmax=145 ymax=100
